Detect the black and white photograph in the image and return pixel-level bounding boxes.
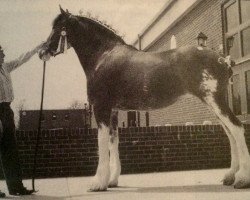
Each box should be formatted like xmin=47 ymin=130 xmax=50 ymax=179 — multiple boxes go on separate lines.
xmin=0 ymin=0 xmax=250 ymax=199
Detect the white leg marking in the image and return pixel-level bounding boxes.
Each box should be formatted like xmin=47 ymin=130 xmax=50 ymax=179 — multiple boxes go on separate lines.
xmin=205 ymin=94 xmax=240 ymax=185
xmin=109 ymin=131 xmax=121 ymax=187
xmin=90 ymin=124 xmax=110 ymax=191
xmin=221 ymin=124 xmax=239 ymax=185
xmin=201 ymin=69 xmax=250 ymax=188
xmin=217 ymin=116 xmax=250 ymax=188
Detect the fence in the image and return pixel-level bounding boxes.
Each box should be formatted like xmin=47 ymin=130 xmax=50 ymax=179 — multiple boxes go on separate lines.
xmin=1 ymin=124 xmax=250 ymax=179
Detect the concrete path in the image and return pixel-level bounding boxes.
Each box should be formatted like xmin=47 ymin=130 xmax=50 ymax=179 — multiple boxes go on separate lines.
xmin=1 ymin=169 xmax=250 ymax=200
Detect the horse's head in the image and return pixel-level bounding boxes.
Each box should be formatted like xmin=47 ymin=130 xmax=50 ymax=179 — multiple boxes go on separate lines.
xmin=39 ymin=6 xmax=74 ymax=60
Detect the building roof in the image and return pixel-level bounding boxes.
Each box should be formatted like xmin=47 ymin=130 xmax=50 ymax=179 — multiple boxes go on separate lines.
xmin=133 ymin=0 xmax=203 ymax=50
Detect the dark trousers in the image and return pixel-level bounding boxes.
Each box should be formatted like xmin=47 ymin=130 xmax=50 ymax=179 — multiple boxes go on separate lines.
xmin=0 ymin=102 xmax=23 ymax=191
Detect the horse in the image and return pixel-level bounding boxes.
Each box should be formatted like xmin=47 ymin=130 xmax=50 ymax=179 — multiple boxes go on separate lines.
xmin=39 ymin=7 xmax=250 ymax=191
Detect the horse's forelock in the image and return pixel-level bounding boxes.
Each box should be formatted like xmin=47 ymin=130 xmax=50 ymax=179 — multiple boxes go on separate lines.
xmin=52 ymin=14 xmax=66 ymax=27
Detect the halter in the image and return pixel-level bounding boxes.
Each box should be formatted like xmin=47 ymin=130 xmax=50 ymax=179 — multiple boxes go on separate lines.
xmin=54 ymin=27 xmax=70 ymax=56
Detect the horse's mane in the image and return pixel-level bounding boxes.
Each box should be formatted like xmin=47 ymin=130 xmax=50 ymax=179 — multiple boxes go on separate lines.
xmin=52 ymin=13 xmax=125 ymax=44
xmin=77 ymin=14 xmax=125 ymax=43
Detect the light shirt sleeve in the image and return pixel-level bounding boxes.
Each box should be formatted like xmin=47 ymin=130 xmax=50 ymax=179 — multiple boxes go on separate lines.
xmin=3 ymin=44 xmax=42 ymax=73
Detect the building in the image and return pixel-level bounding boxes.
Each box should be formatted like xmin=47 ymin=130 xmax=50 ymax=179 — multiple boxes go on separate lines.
xmin=117 ymin=0 xmax=250 ymax=127
xmin=19 ymin=108 xmax=96 ymax=130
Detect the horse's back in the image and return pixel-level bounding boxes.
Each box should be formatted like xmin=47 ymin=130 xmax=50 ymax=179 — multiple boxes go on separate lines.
xmin=90 ymin=44 xmax=230 ymax=110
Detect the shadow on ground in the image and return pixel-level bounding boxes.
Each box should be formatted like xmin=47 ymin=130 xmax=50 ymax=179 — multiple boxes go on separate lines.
xmin=3 ymin=195 xmax=66 ymax=200
xmin=136 ymin=184 xmax=249 ymax=193
xmin=65 ymin=184 xmax=250 ymax=198
xmin=5 ymin=184 xmax=249 ymax=199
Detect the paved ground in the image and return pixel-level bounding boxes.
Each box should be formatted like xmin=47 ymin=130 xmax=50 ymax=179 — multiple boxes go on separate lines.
xmin=1 ymin=169 xmax=250 ymax=200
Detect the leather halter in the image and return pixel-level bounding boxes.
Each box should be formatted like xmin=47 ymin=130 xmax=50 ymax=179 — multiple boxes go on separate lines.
xmin=54 ymin=27 xmax=70 ymax=56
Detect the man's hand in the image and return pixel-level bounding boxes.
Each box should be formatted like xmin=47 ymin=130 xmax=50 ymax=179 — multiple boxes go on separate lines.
xmin=38 ymin=49 xmax=51 ymax=61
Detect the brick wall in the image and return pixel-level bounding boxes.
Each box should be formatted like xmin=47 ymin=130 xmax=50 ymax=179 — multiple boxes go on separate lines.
xmin=1 ymin=124 xmax=250 ymax=179
xmin=149 ymin=0 xmax=224 ymax=52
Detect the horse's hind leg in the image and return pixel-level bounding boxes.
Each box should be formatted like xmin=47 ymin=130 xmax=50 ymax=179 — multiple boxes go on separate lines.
xmin=89 ymin=106 xmax=111 ymax=191
xmin=108 ymin=110 xmax=121 ymax=187
xmin=200 ymin=70 xmax=250 ymax=188
xmin=219 ymin=123 xmax=239 ymax=185
xmin=204 ymin=97 xmax=250 ymax=188
xmin=204 ymin=95 xmax=239 ymax=185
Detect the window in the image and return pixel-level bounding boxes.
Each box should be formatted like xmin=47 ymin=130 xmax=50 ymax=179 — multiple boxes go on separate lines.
xmin=137 ymin=111 xmax=140 ymax=127
xmin=227 ymin=33 xmax=240 ymax=59
xmin=127 ymin=111 xmax=137 ymax=127
xmin=232 ymin=74 xmax=241 ymax=115
xmin=170 ymin=35 xmax=177 ymax=49
xmin=241 ymin=0 xmax=250 ymax=23
xmin=145 ymin=112 xmax=149 ymax=127
xmin=41 ymin=114 xmax=45 ymax=122
xmin=246 ymin=71 xmax=250 ymax=113
xmin=223 ymin=0 xmax=250 ymax=60
xmin=127 ymin=111 xmax=141 ymax=127
xmin=242 ymin=27 xmax=250 ymax=56
xmin=225 ymin=1 xmax=239 ymax=31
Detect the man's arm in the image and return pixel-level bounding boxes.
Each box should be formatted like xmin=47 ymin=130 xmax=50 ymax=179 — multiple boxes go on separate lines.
xmin=4 ymin=42 xmax=44 ymax=73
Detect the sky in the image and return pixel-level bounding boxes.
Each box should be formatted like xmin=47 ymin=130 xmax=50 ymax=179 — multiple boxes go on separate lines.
xmin=0 ymin=0 xmax=167 ymax=114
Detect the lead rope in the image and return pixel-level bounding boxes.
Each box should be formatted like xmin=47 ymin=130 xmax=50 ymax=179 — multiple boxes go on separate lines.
xmin=31 ymin=28 xmax=67 ymax=191
xmin=32 ymin=60 xmax=46 ymax=192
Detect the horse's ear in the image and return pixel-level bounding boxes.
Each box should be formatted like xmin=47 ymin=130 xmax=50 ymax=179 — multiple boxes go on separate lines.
xmin=59 ymin=5 xmax=67 ymax=15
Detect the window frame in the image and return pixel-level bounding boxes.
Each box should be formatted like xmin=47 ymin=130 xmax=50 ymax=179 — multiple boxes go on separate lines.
xmin=222 ymin=0 xmax=250 ymax=62
xmin=245 ymin=70 xmax=250 ymax=113
xmin=231 ymin=74 xmax=242 ymax=115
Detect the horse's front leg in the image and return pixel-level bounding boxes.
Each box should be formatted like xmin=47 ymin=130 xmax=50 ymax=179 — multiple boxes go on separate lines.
xmin=109 ymin=110 xmax=121 ymax=187
xmin=89 ymin=106 xmax=111 ymax=191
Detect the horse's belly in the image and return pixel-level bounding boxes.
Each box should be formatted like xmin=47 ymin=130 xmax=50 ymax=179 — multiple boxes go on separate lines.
xmin=114 ymin=89 xmax=184 ymax=111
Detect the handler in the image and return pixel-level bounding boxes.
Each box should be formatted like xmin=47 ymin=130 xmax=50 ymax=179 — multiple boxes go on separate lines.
xmin=0 ymin=43 xmax=43 ymax=197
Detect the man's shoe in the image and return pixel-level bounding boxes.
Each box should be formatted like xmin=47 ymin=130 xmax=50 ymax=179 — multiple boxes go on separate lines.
xmin=0 ymin=191 xmax=6 ymax=198
xmin=9 ymin=187 xmax=34 ymax=196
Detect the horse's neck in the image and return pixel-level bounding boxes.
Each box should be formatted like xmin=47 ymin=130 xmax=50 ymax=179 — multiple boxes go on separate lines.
xmin=72 ymin=37 xmax=121 ymax=77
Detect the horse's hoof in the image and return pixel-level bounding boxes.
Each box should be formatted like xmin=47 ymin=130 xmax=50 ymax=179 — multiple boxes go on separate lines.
xmin=88 ymin=188 xmax=107 ymax=192
xmin=89 ymin=176 xmax=108 ymax=192
xmin=223 ymin=177 xmax=235 ymax=186
xmin=234 ymin=170 xmax=250 ymax=189
xmin=108 ymin=180 xmax=118 ymax=188
xmin=234 ymin=180 xmax=250 ymax=189
xmin=223 ymin=172 xmax=235 ymax=186
xmin=88 ymin=185 xmax=108 ymax=192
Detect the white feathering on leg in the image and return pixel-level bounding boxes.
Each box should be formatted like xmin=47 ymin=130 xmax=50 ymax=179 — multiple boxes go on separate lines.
xmin=89 ymin=124 xmax=110 ymax=191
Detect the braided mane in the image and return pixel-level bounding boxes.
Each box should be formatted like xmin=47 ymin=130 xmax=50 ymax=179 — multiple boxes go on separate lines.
xmin=77 ymin=12 xmax=124 ymax=42
xmin=52 ymin=11 xmax=125 ymax=43
xmin=79 ymin=12 xmax=118 ymax=34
